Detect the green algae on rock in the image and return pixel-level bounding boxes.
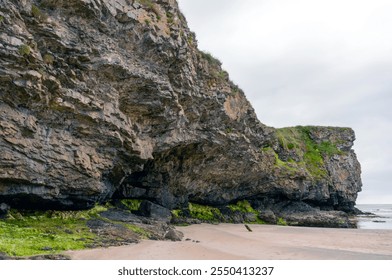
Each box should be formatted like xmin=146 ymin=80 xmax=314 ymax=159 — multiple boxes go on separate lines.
xmin=0 ymin=202 xmax=175 ymax=258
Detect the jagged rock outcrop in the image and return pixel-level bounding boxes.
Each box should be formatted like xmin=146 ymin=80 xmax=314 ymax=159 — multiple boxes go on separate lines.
xmin=0 ymin=0 xmax=361 ymax=224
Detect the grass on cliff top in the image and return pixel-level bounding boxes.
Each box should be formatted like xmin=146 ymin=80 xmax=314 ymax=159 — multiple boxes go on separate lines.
xmin=0 ymin=206 xmax=108 ymax=257
xmin=273 ymin=126 xmax=342 ymax=179
xmin=276 ymin=126 xmax=341 ymax=156
xmin=200 ymin=50 xmax=222 ymax=66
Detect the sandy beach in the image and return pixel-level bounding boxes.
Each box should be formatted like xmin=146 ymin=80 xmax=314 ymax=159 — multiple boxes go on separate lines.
xmin=66 ymin=224 xmax=392 ymax=260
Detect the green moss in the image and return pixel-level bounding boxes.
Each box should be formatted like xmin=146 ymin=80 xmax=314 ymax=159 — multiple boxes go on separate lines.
xmin=277 ymin=217 xmax=288 ymax=226
xmin=166 ymin=12 xmax=174 ymax=24
xmin=124 ymin=224 xmax=150 ymax=238
xmin=0 ymin=206 xmax=109 ymax=257
xmin=274 ymin=153 xmax=299 ymax=171
xmin=120 ymin=199 xmax=142 ymax=211
xmin=31 ymin=5 xmax=47 ymax=22
xmin=171 ymin=209 xmax=182 ymax=218
xmin=318 ymin=141 xmax=341 ymax=156
xmin=228 ymin=200 xmax=255 ymax=213
xmin=18 ymin=44 xmax=31 ymax=56
xmin=0 ymin=16 xmax=4 ymax=23
xmin=31 ymin=5 xmax=40 ymax=16
xmin=0 ymin=203 xmax=163 ymax=257
xmin=227 ymin=200 xmax=265 ymax=224
xmin=189 ymin=203 xmax=222 ymax=222
xmin=274 ymin=126 xmax=343 ymax=180
xmin=43 ymin=53 xmax=54 ymax=64
xmin=287 ymin=143 xmax=295 ymax=150
xmin=262 ymin=146 xmax=300 ymax=176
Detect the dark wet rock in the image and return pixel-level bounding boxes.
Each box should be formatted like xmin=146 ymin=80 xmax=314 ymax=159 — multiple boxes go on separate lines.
xmin=258 ymin=210 xmax=277 ymax=224
xmin=280 ymin=210 xmax=355 ymax=228
xmin=0 ymin=252 xmax=71 ymax=260
xmin=86 ymin=218 xmax=139 ymax=247
xmin=99 ymin=208 xmax=141 ymax=223
xmin=27 ymin=254 xmax=71 ymax=260
xmin=0 ymin=252 xmax=11 ymax=260
xmin=139 ymin=200 xmax=172 ymax=221
xmin=0 ymin=203 xmax=10 ymax=218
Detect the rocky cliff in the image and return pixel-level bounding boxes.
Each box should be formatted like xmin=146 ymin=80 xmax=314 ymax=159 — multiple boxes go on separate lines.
xmin=0 ymin=0 xmax=362 ymax=225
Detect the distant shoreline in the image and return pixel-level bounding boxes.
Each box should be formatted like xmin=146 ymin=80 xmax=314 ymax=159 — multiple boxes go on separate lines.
xmin=66 ymin=223 xmax=392 ymax=260
xmin=356 ymin=204 xmax=392 ymax=230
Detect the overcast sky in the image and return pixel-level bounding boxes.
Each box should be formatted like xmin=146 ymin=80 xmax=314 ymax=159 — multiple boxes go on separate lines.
xmin=178 ymin=0 xmax=392 ymax=204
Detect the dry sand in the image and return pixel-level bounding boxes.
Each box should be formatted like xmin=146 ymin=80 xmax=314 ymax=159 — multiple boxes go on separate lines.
xmin=66 ymin=224 xmax=392 ymax=260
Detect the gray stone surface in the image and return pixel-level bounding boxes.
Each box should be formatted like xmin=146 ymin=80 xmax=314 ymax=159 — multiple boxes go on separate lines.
xmin=164 ymin=228 xmax=184 ymax=241
xmin=139 ymin=200 xmax=172 ymax=221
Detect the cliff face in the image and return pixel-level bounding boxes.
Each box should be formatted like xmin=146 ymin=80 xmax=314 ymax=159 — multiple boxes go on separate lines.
xmin=0 ymin=0 xmax=361 ymax=220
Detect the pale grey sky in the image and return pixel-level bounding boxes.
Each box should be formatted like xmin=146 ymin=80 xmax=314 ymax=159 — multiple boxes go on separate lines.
xmin=178 ymin=0 xmax=392 ymax=204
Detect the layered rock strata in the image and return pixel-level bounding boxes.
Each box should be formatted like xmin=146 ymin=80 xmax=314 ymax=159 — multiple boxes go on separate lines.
xmin=0 ymin=0 xmax=362 ymax=225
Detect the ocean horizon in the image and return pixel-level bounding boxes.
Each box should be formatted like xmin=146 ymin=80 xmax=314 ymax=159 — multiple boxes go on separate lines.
xmin=356 ymin=204 xmax=392 ymax=230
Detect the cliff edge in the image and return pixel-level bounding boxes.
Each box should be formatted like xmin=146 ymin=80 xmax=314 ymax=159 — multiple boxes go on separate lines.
xmin=0 ymin=0 xmax=362 ymax=226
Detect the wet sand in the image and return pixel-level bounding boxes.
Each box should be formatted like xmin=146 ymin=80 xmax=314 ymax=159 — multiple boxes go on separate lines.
xmin=66 ymin=224 xmax=392 ymax=260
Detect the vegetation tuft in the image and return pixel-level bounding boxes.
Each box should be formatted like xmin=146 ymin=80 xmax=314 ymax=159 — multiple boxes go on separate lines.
xmin=200 ymin=51 xmax=222 ymax=66
xmin=43 ymin=53 xmax=54 ymax=64
xmin=137 ymin=0 xmax=160 ymax=20
xmin=166 ymin=12 xmax=174 ymax=24
xmin=277 ymin=217 xmax=288 ymax=226
xmin=31 ymin=5 xmax=48 ymax=22
xmin=18 ymin=44 xmax=31 ymax=56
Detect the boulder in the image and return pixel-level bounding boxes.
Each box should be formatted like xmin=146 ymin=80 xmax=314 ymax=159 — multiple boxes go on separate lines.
xmin=0 ymin=203 xmax=10 ymax=218
xmin=139 ymin=201 xmax=172 ymax=221
xmin=164 ymin=229 xmax=184 ymax=241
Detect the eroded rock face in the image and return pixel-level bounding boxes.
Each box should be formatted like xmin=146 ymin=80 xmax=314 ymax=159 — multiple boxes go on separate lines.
xmin=0 ymin=0 xmax=361 ymax=214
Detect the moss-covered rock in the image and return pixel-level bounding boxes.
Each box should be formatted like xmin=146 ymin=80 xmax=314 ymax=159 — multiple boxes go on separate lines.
xmin=0 ymin=202 xmax=174 ymax=258
xmin=189 ymin=203 xmax=223 ymax=222
xmin=171 ymin=200 xmax=266 ymax=224
xmin=0 ymin=206 xmax=104 ymax=257
xmin=273 ymin=126 xmax=343 ymax=180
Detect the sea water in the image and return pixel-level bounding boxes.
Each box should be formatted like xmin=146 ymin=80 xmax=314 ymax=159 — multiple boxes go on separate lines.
xmin=356 ymin=204 xmax=392 ymax=230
